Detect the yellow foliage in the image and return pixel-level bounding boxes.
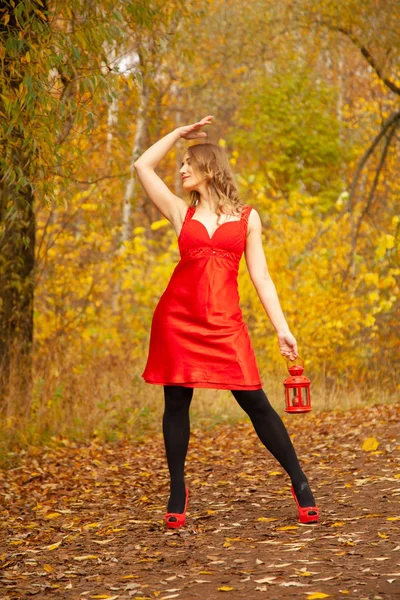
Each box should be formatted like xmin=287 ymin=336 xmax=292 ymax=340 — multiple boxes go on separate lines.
xmin=133 ymin=226 xmax=145 ymax=235
xmin=364 ymin=272 xmax=379 ymax=286
xmin=150 ymin=219 xmax=169 ymax=231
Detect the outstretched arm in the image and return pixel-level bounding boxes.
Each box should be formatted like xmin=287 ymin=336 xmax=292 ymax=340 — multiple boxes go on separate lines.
xmin=134 ymin=116 xmax=213 ymax=223
xmin=244 ymin=209 xmax=298 ymax=361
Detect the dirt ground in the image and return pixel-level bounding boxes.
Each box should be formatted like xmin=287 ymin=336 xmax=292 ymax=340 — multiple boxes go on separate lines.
xmin=1 ymin=403 xmax=399 ymax=600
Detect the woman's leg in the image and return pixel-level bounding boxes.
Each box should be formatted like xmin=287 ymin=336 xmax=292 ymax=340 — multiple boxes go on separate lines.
xmin=231 ymin=388 xmax=316 ymax=507
xmin=163 ymin=385 xmax=193 ymax=515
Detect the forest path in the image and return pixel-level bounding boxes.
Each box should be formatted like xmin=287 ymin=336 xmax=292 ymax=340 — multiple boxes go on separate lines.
xmin=1 ymin=403 xmax=399 ymax=599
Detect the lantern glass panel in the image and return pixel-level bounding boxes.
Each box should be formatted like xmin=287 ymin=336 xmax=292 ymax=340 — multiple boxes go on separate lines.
xmin=291 ymin=388 xmax=300 ymax=406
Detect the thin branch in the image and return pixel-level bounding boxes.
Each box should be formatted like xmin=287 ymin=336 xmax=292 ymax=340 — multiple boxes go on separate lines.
xmin=34 ymin=187 xmax=97 ymax=283
xmin=343 ymin=121 xmax=398 ymax=281
xmin=44 ymin=274 xmax=97 ymax=343
xmin=345 ymin=109 xmax=400 ymax=278
xmin=348 ymin=110 xmax=400 ymax=213
xmin=294 ymin=113 xmax=400 ymax=264
xmin=301 ymin=206 xmax=348 ymax=256
xmin=319 ymin=21 xmax=400 ymax=97
xmin=353 ymin=124 xmax=396 ymax=248
xmin=56 ymin=172 xmax=130 ymax=184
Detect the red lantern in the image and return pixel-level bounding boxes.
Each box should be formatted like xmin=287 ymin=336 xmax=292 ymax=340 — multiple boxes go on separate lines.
xmin=283 ymin=357 xmax=311 ymax=413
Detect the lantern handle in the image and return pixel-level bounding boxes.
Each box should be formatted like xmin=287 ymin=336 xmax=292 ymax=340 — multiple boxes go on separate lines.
xmin=286 ymin=356 xmax=304 ymax=369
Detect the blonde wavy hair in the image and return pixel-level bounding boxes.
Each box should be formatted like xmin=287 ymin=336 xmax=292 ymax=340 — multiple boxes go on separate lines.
xmin=185 ymin=143 xmax=245 ymax=223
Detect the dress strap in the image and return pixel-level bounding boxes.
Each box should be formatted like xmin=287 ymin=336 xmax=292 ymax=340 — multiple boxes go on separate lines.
xmin=181 ymin=205 xmax=195 ymax=229
xmin=183 ymin=204 xmax=195 ymax=225
xmin=240 ymin=205 xmax=252 ymax=227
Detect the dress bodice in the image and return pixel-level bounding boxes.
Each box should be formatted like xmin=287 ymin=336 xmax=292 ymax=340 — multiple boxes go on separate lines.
xmin=178 ymin=205 xmax=252 ymax=263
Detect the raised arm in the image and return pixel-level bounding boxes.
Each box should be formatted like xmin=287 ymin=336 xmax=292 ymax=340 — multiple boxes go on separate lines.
xmin=134 ymin=116 xmax=213 ymax=225
xmin=244 ymin=208 xmax=298 ymax=361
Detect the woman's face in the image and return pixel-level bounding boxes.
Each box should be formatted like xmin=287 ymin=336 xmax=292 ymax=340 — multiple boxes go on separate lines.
xmin=180 ymin=153 xmax=206 ymax=191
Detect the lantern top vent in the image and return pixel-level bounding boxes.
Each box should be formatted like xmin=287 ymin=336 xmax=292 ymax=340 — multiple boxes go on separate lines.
xmin=286 ymin=357 xmax=305 ymax=377
xmin=288 ymin=364 xmax=304 ymax=376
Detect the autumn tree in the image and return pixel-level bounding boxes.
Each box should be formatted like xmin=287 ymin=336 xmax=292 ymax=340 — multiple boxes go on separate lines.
xmin=0 ymin=0 xmax=151 ymax=409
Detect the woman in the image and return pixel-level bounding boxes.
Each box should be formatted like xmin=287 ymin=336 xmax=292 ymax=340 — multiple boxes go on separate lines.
xmin=134 ymin=115 xmax=319 ymax=528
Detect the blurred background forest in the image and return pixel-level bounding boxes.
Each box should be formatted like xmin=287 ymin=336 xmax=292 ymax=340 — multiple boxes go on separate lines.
xmin=1 ymin=0 xmax=399 ymax=449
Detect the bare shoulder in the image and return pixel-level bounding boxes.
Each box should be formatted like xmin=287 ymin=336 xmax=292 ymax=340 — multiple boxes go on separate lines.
xmin=247 ymin=207 xmax=262 ymax=236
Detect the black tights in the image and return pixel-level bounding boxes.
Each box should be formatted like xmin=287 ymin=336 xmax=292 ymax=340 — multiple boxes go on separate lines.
xmin=163 ymin=385 xmax=315 ymax=514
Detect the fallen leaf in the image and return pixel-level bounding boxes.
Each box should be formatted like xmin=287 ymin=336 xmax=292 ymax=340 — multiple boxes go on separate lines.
xmin=366 ymin=557 xmax=390 ymax=561
xmin=275 ymin=525 xmax=299 ymax=531
xmin=124 ymin=583 xmax=141 ymax=590
xmin=218 ymin=586 xmax=234 ymax=591
xmin=362 ymin=437 xmax=379 ymax=452
xmin=45 ymin=512 xmax=62 ymax=520
xmin=307 ymin=594 xmax=330 ymax=599
xmin=73 ymin=555 xmax=99 ymax=561
xmin=198 ymin=571 xmax=213 ymax=574
xmin=378 ymin=532 xmax=388 ymax=539
xmin=254 ymin=576 xmax=276 ymax=583
xmin=44 ymin=541 xmax=62 ymax=551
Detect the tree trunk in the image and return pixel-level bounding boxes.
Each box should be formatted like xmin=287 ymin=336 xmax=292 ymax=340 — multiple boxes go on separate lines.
xmin=0 ymin=180 xmax=35 ymax=412
xmin=121 ymin=84 xmax=149 ymax=245
xmin=0 ymin=4 xmax=41 ymax=411
xmin=112 ymin=79 xmax=148 ymax=315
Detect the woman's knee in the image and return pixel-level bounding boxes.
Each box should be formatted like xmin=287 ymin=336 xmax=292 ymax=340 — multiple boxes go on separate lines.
xmin=231 ymin=388 xmax=273 ymax=416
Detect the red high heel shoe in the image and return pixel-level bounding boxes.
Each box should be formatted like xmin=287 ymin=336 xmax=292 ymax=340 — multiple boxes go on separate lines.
xmin=291 ymin=485 xmax=319 ymax=524
xmin=165 ymin=487 xmax=189 ymax=529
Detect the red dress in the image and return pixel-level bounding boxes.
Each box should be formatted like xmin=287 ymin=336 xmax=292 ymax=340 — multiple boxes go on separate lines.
xmin=141 ymin=204 xmax=263 ymax=390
